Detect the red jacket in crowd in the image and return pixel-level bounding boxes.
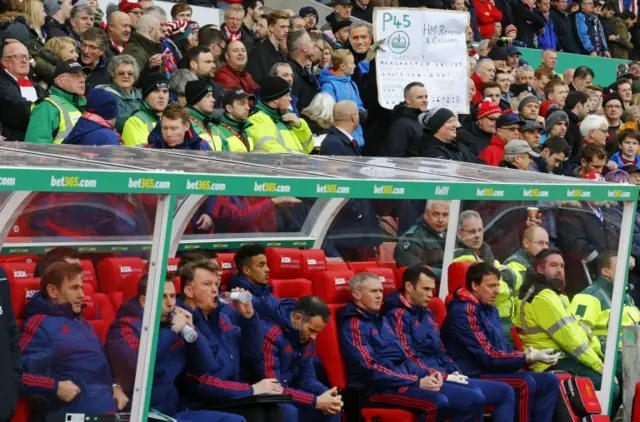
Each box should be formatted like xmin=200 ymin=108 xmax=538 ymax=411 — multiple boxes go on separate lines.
xmin=214 ymin=64 xmax=259 ymax=94
xmin=478 ymin=135 xmax=507 ymax=166
xmin=473 ymin=0 xmax=503 ymax=40
xmin=471 ymin=72 xmax=486 ymax=104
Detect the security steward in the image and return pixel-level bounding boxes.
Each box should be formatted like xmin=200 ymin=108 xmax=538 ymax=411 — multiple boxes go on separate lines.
xmin=25 ymin=60 xmax=88 ymax=144
xmin=218 ymin=88 xmax=256 ymax=152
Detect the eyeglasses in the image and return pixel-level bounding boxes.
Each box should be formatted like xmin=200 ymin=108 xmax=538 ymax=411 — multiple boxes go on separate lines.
xmin=81 ymin=43 xmax=102 ymax=51
xmin=4 ymin=54 xmax=32 ymax=62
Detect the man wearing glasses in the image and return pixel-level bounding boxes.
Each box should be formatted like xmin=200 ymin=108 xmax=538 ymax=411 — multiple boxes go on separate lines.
xmin=0 ymin=41 xmax=46 ymax=141
xmin=504 ymin=226 xmax=550 ymax=308
xmin=478 ymin=112 xmax=525 ymax=166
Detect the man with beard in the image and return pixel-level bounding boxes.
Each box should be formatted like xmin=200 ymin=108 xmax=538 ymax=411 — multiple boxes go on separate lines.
xmin=186 ymin=46 xmax=225 ymax=107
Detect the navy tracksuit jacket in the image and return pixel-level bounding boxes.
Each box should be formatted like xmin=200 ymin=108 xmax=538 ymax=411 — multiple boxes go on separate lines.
xmin=228 ymin=274 xmax=274 ymax=310
xmin=20 ymin=293 xmax=118 ymax=413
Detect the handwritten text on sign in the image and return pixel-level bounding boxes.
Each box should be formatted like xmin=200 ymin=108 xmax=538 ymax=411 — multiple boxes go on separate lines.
xmin=374 ymin=8 xmax=469 ymax=113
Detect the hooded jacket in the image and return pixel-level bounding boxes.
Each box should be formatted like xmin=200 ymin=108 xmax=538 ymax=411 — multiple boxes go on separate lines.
xmin=256 ymin=297 xmax=329 ymax=408
xmin=63 ymin=112 xmax=122 ymax=146
xmin=478 ymin=135 xmax=508 ymax=166
xmin=383 ymin=291 xmax=458 ymax=374
xmin=379 ymin=102 xmax=422 ymax=157
xmin=337 ymin=301 xmax=429 ymax=394
xmin=441 ymin=288 xmax=526 ymax=377
xmin=228 ymin=274 xmax=274 ymax=310
xmin=20 ymin=293 xmax=118 ymax=413
xmin=105 ymin=298 xmax=214 ymax=414
xmin=147 ymin=123 xmax=212 ymax=150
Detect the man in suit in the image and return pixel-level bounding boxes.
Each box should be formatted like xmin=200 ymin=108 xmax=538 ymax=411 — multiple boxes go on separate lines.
xmin=319 ymin=100 xmax=361 ymax=156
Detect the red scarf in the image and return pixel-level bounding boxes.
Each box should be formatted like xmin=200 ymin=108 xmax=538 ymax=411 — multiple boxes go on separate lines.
xmin=223 ymin=25 xmax=241 ymax=41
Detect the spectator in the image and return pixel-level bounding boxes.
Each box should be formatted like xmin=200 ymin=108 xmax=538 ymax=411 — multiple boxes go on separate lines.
xmin=198 ymin=27 xmax=227 ymax=70
xmin=564 ymin=67 xmax=576 ymax=85
xmin=530 ymin=67 xmax=550 ymax=100
xmin=123 ymin=15 xmax=163 ymax=73
xmin=329 ymin=20 xmax=351 ymax=49
xmin=20 ymin=2 xmax=51 ymax=85
xmin=518 ymin=95 xmax=541 ymax=122
xmin=118 ymin=2 xmax=142 ymax=28
xmin=168 ymin=21 xmax=197 ymax=58
xmin=122 ymin=72 xmax=168 ymax=146
xmin=185 ymin=46 xmax=224 ymax=106
xmin=247 ymin=76 xmax=313 ymax=153
xmin=290 ymin=15 xmax=306 ymax=32
xmin=170 ymin=2 xmax=192 ymax=23
xmin=513 ymin=0 xmax=545 ymax=47
xmin=347 ymin=22 xmax=372 ymax=84
xmin=619 ymin=104 xmax=640 ymax=131
xmin=481 ymin=81 xmax=505 ymax=108
xmin=351 ymin=0 xmax=372 ymax=22
xmin=0 ymin=41 xmax=46 ymax=141
xmin=473 ymin=0 xmax=502 ymax=39
xmin=245 ymin=10 xmax=288 ymax=85
xmin=20 ymin=262 xmax=128 ymax=413
xmin=478 ymin=112 xmax=524 ymax=165
xmin=319 ymin=99 xmax=361 ymax=155
xmin=299 ymin=6 xmax=318 ymax=30
xmin=170 ymin=69 xmax=196 ymax=105
xmin=26 ymin=60 xmax=87 ymax=144
xmin=394 ymin=200 xmax=448 ymax=272
xmin=321 ymin=0 xmax=353 ymax=33
xmin=544 ymin=79 xmax=569 ymax=107
xmin=62 ymin=88 xmax=121 ymax=145
xmin=257 ymin=296 xmax=343 ymax=421
xmin=571 ymin=65 xmax=594 ymax=91
xmin=215 ymin=40 xmax=259 ymax=93
xmin=106 ymin=274 xmax=247 ymax=422
xmin=319 ymin=49 xmax=365 ymax=146
xmin=500 ymin=139 xmax=540 ymax=169
xmin=534 ymin=135 xmax=569 ymax=172
xmin=537 ymin=0 xmax=558 ymax=49
xmin=221 ymin=4 xmax=255 ymax=52
xmin=69 ymin=5 xmax=94 ymax=43
xmin=45 ymin=36 xmax=78 ymax=64
xmin=144 ymin=6 xmax=181 ymax=74
xmin=515 ymin=65 xmax=534 ymax=86
xmin=545 ymin=108 xmax=569 ymax=139
xmin=607 ymin=9 xmax=634 ymax=59
xmin=287 ymin=29 xmax=320 ymax=113
xmin=616 ymin=78 xmax=633 ymax=108
xmin=380 ymin=82 xmax=427 ymax=157
xmin=254 ymin=15 xmax=269 ymax=41
xmin=106 ymin=11 xmax=132 ymax=59
xmin=540 ymin=49 xmax=558 ymax=75
xmin=301 ymin=92 xmax=334 ymax=137
xmin=574 ymin=142 xmax=607 ymax=177
xmin=228 ymin=244 xmax=275 ymax=308
xmin=269 ymin=62 xmax=299 ymax=114
xmin=217 ymin=88 xmax=256 ymax=152
xmin=573 ymin=0 xmax=610 ymax=57
xmin=603 ymin=94 xmax=623 ymax=135
xmin=458 ymin=99 xmax=501 ymax=155
xmin=520 ymin=120 xmax=543 ymax=150
xmin=81 ymin=28 xmax=110 ymax=91
xmin=471 ymin=58 xmax=496 ymax=103
xmin=564 ymin=90 xmax=589 ymax=160
xmin=551 ymin=0 xmax=580 ymax=52
xmin=43 ymin=0 xmax=73 ymax=39
xmin=495 ymin=70 xmax=512 ymax=103
xmin=100 ymin=54 xmax=142 ymax=133
xmin=418 ymin=108 xmax=476 ymax=162
xmin=147 ymin=102 xmax=211 ymax=150
xmin=242 ymin=0 xmax=264 ymax=39
xmin=609 ymin=128 xmax=640 ymax=167
xmin=185 ymin=80 xmax=227 ymax=151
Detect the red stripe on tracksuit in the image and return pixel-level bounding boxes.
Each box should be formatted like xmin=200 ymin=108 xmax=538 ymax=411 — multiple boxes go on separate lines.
xmin=394 ymin=308 xmax=436 ymax=374
xmin=120 ymin=317 xmax=140 ymax=350
xmin=350 ymin=318 xmax=418 ymax=382
xmin=369 ymin=393 xmax=438 ymax=422
xmin=284 ymin=387 xmax=315 ymax=405
xmin=191 ymin=374 xmax=252 ymax=391
xmin=465 ymin=304 xmax=523 ymax=359
xmin=22 ymin=373 xmax=55 ymax=389
xmin=482 ymin=376 xmax=530 ymax=422
xmin=263 ymin=325 xmax=282 ymax=378
xmin=20 ymin=314 xmax=46 ymax=353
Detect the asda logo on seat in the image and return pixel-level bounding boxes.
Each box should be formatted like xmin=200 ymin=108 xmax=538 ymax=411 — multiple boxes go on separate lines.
xmin=120 ymin=266 xmax=132 ymax=273
xmin=13 ymin=270 xmax=27 ymax=278
xmin=334 ymin=277 xmax=347 ymax=285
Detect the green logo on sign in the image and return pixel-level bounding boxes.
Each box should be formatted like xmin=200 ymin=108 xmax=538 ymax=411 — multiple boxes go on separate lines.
xmin=388 ymin=31 xmax=410 ymax=54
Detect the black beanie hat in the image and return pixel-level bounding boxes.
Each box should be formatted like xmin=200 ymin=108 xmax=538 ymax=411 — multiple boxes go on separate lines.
xmin=420 ymin=107 xmax=456 ymax=134
xmin=185 ymin=79 xmax=214 ymax=105
xmin=136 ymin=72 xmax=169 ymax=98
xmin=260 ymin=76 xmax=291 ymax=102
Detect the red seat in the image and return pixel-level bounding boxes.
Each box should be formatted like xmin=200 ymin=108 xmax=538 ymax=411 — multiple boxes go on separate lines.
xmin=145 ymin=258 xmax=181 ymax=274
xmin=313 ymin=269 xmax=418 ymax=422
xmin=2 ymin=262 xmax=36 ymax=283
xmin=81 ymin=284 xmax=116 ymax=328
xmin=272 ymin=278 xmax=313 ymax=299
xmin=10 ymin=399 xmax=30 ymax=422
xmin=326 ymin=261 xmax=349 ymax=271
xmin=0 ymin=254 xmax=39 ymax=264
xmin=9 ymin=277 xmax=40 ymax=319
xmin=447 ymin=262 xmax=474 ymax=295
xmin=427 ymin=297 xmax=446 ymax=328
xmin=216 ymin=253 xmax=236 ymax=285
xmin=347 ymin=261 xmax=380 ymax=273
xmin=378 ymin=261 xmax=398 ymax=272
xmin=120 ymin=272 xmax=146 ymax=303
xmin=265 ymin=247 xmax=303 ymax=279
xmin=510 ymin=326 xmax=524 ymax=352
xmin=300 ymin=249 xmax=327 ymax=279
xmin=632 ymin=381 xmax=640 ymax=422
xmin=80 ymin=259 xmax=98 ymax=291
xmin=395 ymin=266 xmax=408 ymax=290
xmin=365 ymin=267 xmax=397 ymax=296
xmin=108 ymin=291 xmax=123 ymax=311
xmin=90 ymin=320 xmax=108 ymax=345
xmin=96 ymin=258 xmax=145 ymax=294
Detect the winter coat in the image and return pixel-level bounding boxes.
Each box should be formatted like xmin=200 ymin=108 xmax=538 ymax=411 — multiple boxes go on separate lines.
xmin=416 ymin=132 xmax=478 ymax=163
xmin=122 ymin=31 xmax=163 ymax=73
xmin=289 ymin=58 xmax=320 ymax=113
xmin=62 ymin=112 xmax=122 ymax=146
xmin=0 ymin=268 xmax=20 ymax=422
xmin=43 ymin=16 xmax=73 ymax=40
xmin=572 ymin=10 xmax=609 ymax=55
xmin=337 ymin=301 xmax=429 ymax=394
xmin=456 ymin=123 xmax=493 ymax=156
xmin=19 ymin=293 xmax=118 ymax=413
xmin=228 ymin=274 xmax=274 ymax=310
xmin=550 ymin=7 xmax=580 ymax=53
xmin=441 ymin=288 xmax=526 ymax=377
xmin=214 ymin=64 xmax=259 ymax=93
xmin=98 ymin=84 xmax=143 ymax=133
xmin=245 ymin=38 xmax=286 ymax=85
xmin=220 ymin=24 xmax=255 ymax=52
xmin=0 ymin=69 xmax=46 ymax=141
xmin=478 ymin=134 xmax=508 ymax=166
xmin=105 ymin=298 xmax=214 ymax=414
xmin=513 ymin=1 xmax=545 ymax=47
xmin=85 ymin=56 xmax=111 ymax=92
xmin=379 ymin=102 xmax=422 ymax=157
xmin=537 ymin=11 xmax=558 ymax=50
xmin=473 ymin=0 xmax=503 ymax=39
xmin=608 ymin=16 xmax=633 ymax=59
xmin=25 ymin=85 xmax=86 ymax=144
xmin=256 ymin=297 xmax=329 ymax=408
xmin=383 ymin=291 xmax=459 ymax=373
xmin=351 ymin=0 xmax=373 ymax=22
xmin=146 ymin=123 xmax=211 ymax=150
xmin=318 ymin=67 xmax=365 ymax=146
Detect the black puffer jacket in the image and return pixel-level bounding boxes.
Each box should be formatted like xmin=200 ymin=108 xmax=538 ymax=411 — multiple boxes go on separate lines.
xmin=456 ymin=122 xmax=492 ymax=156
xmin=378 ymin=102 xmax=422 ymax=157
xmin=417 ymin=132 xmax=477 ymax=162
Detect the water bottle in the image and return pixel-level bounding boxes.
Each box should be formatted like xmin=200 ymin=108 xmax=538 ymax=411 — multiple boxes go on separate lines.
xmin=219 ymin=291 xmax=252 ymax=304
xmin=171 ymin=323 xmax=198 ymax=343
